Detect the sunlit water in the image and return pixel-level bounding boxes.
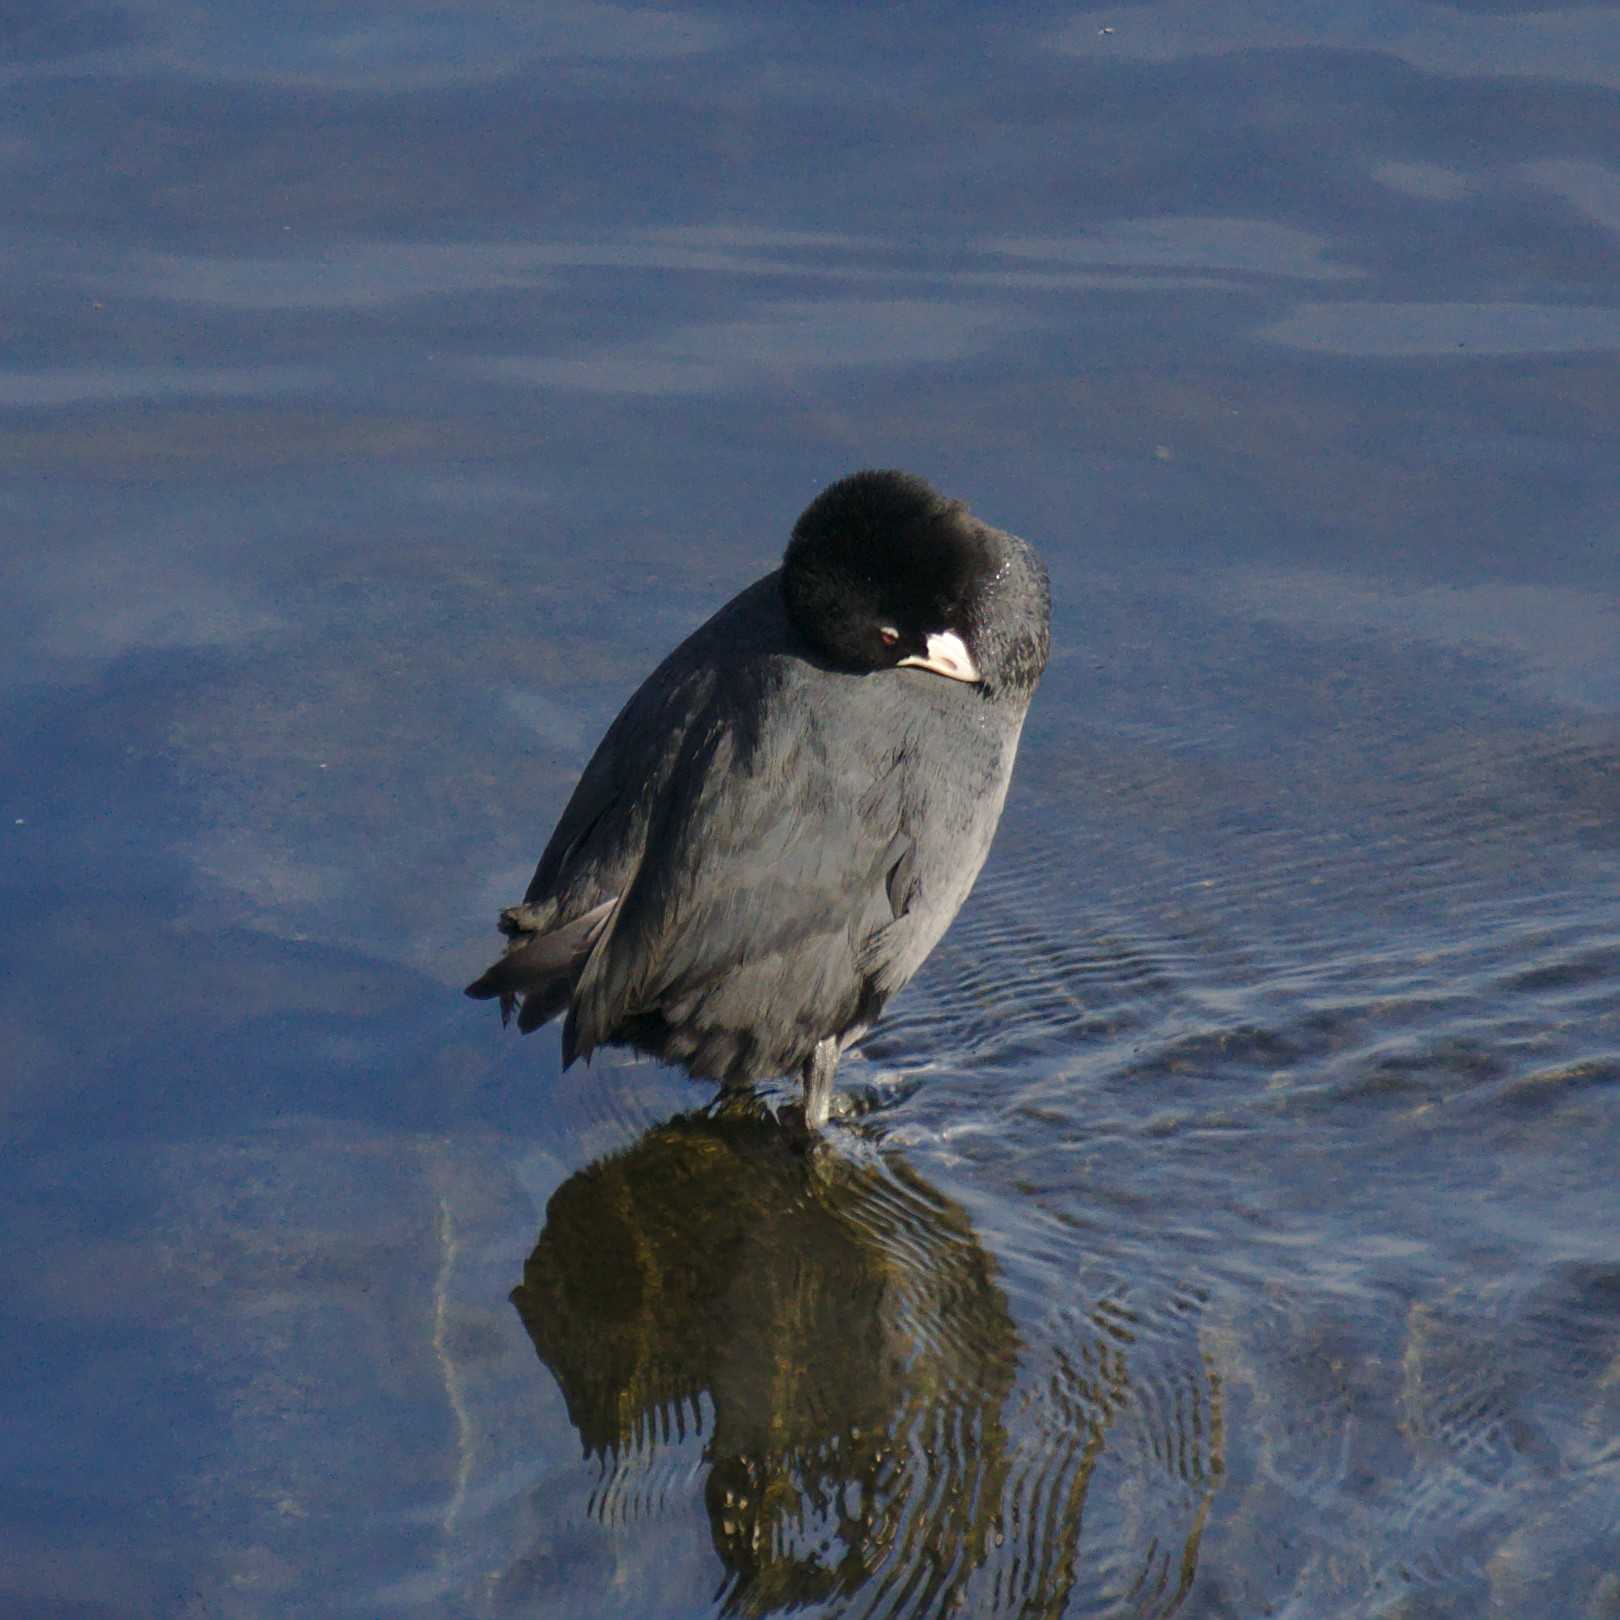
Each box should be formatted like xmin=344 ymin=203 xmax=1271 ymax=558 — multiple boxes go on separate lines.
xmin=4 ymin=3 xmax=1619 ymax=1616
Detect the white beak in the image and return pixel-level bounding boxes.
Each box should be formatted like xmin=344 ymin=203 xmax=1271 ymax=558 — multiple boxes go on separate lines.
xmin=897 ymin=630 xmax=981 ymax=684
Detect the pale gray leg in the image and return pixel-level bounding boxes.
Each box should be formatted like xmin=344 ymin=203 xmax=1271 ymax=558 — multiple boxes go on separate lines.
xmin=801 ymin=1037 xmax=840 ymax=1131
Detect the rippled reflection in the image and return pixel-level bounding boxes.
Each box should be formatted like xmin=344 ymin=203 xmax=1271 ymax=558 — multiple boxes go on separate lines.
xmin=513 ymin=1111 xmax=1014 ymax=1614
xmin=511 ymin=1110 xmax=1220 ymax=1617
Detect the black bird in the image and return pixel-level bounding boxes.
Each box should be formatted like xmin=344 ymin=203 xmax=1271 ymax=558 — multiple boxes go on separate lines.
xmin=466 ymin=469 xmax=1050 ymax=1128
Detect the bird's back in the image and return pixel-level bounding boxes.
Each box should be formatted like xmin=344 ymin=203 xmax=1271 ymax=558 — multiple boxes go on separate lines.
xmin=472 ymin=571 xmax=1023 ymax=1084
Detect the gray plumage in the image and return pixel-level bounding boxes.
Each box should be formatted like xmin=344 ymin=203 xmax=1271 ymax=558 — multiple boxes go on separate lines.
xmin=467 ymin=469 xmax=1050 ymax=1127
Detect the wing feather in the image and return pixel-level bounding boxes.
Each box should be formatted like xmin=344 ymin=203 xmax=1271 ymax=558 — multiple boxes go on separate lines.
xmin=565 ymin=680 xmax=913 ymax=1080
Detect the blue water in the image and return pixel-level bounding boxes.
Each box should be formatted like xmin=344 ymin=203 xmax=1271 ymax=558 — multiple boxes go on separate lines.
xmin=4 ymin=4 xmax=1619 ymax=1615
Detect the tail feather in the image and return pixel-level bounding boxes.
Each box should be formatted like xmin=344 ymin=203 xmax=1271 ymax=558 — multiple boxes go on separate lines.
xmin=464 ymin=897 xmax=617 ymax=1036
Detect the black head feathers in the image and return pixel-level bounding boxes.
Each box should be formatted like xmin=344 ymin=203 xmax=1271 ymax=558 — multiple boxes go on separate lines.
xmin=783 ymin=469 xmax=1049 ymax=697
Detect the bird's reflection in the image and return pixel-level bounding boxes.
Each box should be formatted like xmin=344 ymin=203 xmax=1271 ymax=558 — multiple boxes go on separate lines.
xmin=513 ymin=1107 xmax=1217 ymax=1617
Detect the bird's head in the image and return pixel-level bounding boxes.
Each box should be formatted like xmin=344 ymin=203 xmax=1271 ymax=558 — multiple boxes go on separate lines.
xmin=783 ymin=469 xmax=1049 ymax=698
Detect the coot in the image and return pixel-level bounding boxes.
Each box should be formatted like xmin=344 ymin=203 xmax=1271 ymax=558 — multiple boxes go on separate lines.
xmin=466 ymin=469 xmax=1050 ymax=1127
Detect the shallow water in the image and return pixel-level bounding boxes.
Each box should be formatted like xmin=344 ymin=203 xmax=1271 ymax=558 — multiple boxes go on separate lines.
xmin=4 ymin=3 xmax=1620 ymax=1616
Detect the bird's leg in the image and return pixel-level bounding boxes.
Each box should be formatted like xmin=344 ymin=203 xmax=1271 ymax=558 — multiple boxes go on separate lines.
xmin=800 ymin=1037 xmax=840 ymax=1131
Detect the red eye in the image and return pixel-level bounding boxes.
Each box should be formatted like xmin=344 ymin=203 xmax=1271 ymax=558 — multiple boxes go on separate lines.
xmin=878 ymin=627 xmax=900 ymax=648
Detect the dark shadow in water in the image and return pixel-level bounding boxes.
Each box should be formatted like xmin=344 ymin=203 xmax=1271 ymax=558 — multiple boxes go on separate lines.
xmin=511 ymin=1107 xmax=1215 ymax=1618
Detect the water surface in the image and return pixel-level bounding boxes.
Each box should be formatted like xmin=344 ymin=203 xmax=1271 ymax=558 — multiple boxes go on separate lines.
xmin=4 ymin=3 xmax=1619 ymax=1615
